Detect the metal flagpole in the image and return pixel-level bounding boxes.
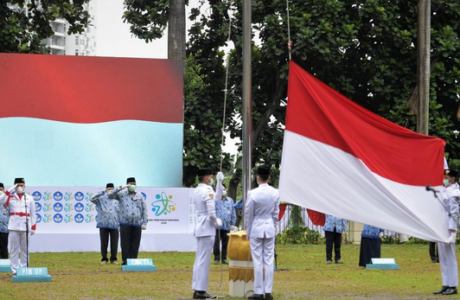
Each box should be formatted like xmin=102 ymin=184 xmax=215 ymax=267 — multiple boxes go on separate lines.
xmin=242 ymin=0 xmax=252 ymax=229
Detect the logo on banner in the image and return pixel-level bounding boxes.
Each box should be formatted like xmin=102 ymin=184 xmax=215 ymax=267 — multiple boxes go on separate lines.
xmin=43 ymin=203 xmax=52 ymax=212
xmin=43 ymin=192 xmax=52 ymax=201
xmin=75 ymin=192 xmax=84 ymax=201
xmin=64 ymin=192 xmax=74 ymax=201
xmin=151 ymin=192 xmax=176 ymax=216
xmin=53 ymin=192 xmax=63 ymax=201
xmin=74 ymin=203 xmax=84 ymax=212
xmin=141 ymin=192 xmax=147 ymax=200
xmin=35 ymin=203 xmax=42 ymax=212
xmin=64 ymin=214 xmax=73 ymax=223
xmin=84 ymin=192 xmax=93 ymax=201
xmin=43 ymin=214 xmax=52 ymax=223
xmin=33 ymin=191 xmax=42 ymax=201
xmin=53 ymin=213 xmax=63 ymax=223
xmin=85 ymin=214 xmax=94 ymax=223
xmin=36 ymin=213 xmax=42 ymax=223
xmin=85 ymin=203 xmax=94 ymax=212
xmin=53 ymin=203 xmax=63 ymax=212
xmin=64 ymin=203 xmax=74 ymax=212
xmin=75 ymin=213 xmax=84 ymax=223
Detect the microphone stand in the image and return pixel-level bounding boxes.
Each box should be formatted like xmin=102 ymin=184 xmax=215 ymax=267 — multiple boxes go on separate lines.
xmin=24 ymin=193 xmax=29 ymax=268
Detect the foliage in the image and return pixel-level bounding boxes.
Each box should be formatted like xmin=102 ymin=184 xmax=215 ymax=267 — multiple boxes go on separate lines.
xmin=277 ymin=226 xmax=325 ymax=245
xmin=0 ymin=0 xmax=90 ymax=53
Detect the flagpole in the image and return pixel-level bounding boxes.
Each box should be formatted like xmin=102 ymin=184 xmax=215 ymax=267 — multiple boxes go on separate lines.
xmin=242 ymin=0 xmax=252 ymax=229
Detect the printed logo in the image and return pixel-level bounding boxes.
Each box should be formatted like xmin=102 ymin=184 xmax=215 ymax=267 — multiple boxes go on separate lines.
xmin=43 ymin=203 xmax=52 ymax=212
xmin=43 ymin=192 xmax=52 ymax=201
xmin=33 ymin=191 xmax=42 ymax=201
xmin=53 ymin=213 xmax=63 ymax=223
xmin=151 ymin=192 xmax=176 ymax=216
xmin=74 ymin=203 xmax=84 ymax=212
xmin=36 ymin=213 xmax=42 ymax=223
xmin=75 ymin=192 xmax=84 ymax=201
xmin=84 ymin=192 xmax=93 ymax=201
xmin=64 ymin=203 xmax=74 ymax=212
xmin=64 ymin=214 xmax=73 ymax=223
xmin=64 ymin=192 xmax=74 ymax=201
xmin=35 ymin=203 xmax=42 ymax=212
xmin=74 ymin=213 xmax=84 ymax=223
xmin=85 ymin=203 xmax=94 ymax=213
xmin=53 ymin=191 xmax=63 ymax=201
xmin=53 ymin=203 xmax=63 ymax=212
xmin=85 ymin=214 xmax=95 ymax=223
xmin=43 ymin=214 xmax=52 ymax=223
xmin=141 ymin=192 xmax=147 ymax=200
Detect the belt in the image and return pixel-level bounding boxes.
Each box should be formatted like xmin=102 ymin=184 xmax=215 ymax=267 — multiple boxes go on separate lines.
xmin=10 ymin=212 xmax=30 ymax=217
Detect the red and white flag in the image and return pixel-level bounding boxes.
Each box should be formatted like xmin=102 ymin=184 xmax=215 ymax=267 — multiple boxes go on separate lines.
xmin=279 ymin=62 xmax=449 ymax=242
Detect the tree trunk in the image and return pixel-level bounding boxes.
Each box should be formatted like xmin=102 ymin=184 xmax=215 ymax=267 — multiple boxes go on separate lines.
xmin=168 ymin=0 xmax=186 ymax=61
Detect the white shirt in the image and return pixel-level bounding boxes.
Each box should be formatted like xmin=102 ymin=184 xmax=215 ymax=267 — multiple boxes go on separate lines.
xmin=193 ymin=183 xmax=218 ymax=237
xmin=0 ymin=192 xmax=36 ymax=232
xmin=244 ymin=183 xmax=280 ymax=239
xmin=443 ymin=183 xmax=460 ymax=231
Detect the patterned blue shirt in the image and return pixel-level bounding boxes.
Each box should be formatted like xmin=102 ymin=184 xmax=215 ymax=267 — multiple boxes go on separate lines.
xmin=216 ymin=197 xmax=236 ymax=231
xmin=362 ymin=224 xmax=384 ymax=239
xmin=323 ymin=215 xmax=347 ymax=233
xmin=0 ymin=205 xmax=9 ymax=233
xmin=108 ymin=188 xmax=148 ymax=227
xmin=91 ymin=191 xmax=120 ymax=230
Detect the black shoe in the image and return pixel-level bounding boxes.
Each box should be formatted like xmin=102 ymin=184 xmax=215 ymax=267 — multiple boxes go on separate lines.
xmin=434 ymin=286 xmax=448 ymax=294
xmin=222 ymin=259 xmax=229 ymax=265
xmin=443 ymin=287 xmax=458 ymax=295
xmin=264 ymin=293 xmax=274 ymax=300
xmin=326 ymin=260 xmax=332 ymax=264
xmin=248 ymin=294 xmax=264 ymax=300
xmin=335 ymin=260 xmax=343 ymax=264
xmin=193 ymin=291 xmax=213 ymax=299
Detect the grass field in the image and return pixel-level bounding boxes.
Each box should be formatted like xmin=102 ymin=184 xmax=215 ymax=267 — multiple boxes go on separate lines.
xmin=0 ymin=243 xmax=458 ymax=300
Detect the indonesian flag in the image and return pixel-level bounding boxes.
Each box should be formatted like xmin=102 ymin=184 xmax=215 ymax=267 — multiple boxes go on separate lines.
xmin=279 ymin=61 xmax=449 ymax=242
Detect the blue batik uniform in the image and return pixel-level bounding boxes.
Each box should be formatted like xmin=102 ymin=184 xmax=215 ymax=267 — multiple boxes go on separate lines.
xmin=0 ymin=205 xmax=10 ymax=233
xmin=361 ymin=225 xmax=383 ymax=239
xmin=91 ymin=191 xmax=120 ymax=230
xmin=215 ymin=197 xmax=236 ymax=231
xmin=359 ymin=224 xmax=384 ymax=267
xmin=324 ymin=215 xmax=347 ymax=233
xmin=108 ymin=188 xmax=148 ymax=227
xmin=324 ymin=215 xmax=347 ymax=263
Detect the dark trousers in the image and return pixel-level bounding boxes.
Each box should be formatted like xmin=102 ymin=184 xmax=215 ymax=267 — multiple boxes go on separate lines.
xmin=99 ymin=228 xmax=119 ymax=262
xmin=213 ymin=229 xmax=230 ymax=261
xmin=120 ymin=225 xmax=142 ymax=264
xmin=429 ymin=242 xmax=438 ymax=262
xmin=325 ymin=228 xmax=342 ymax=262
xmin=0 ymin=232 xmax=8 ymax=259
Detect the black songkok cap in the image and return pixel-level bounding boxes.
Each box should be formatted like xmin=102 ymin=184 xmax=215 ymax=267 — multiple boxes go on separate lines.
xmin=0 ymin=183 xmax=3 ymax=188
xmin=106 ymin=183 xmax=114 ymax=188
xmin=257 ymin=165 xmax=271 ymax=176
xmin=197 ymin=168 xmax=213 ymax=177
xmin=126 ymin=177 xmax=136 ymax=184
xmin=14 ymin=178 xmax=25 ymax=184
xmin=445 ymin=170 xmax=459 ymax=178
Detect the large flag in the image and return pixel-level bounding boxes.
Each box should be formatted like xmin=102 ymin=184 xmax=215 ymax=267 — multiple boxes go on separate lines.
xmin=279 ymin=61 xmax=449 ymax=242
xmin=0 ymin=54 xmax=183 ymax=187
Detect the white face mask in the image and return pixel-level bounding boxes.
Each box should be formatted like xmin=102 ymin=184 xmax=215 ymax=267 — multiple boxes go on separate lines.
xmin=17 ymin=187 xmax=24 ymax=194
xmin=222 ymin=191 xmax=227 ymax=197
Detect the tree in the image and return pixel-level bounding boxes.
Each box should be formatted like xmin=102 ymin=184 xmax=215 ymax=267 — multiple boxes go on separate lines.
xmin=0 ymin=0 xmax=90 ymax=53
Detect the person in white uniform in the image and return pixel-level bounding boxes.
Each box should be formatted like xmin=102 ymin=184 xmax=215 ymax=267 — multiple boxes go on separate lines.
xmin=245 ymin=166 xmax=280 ymax=300
xmin=0 ymin=178 xmax=36 ymax=275
xmin=191 ymin=168 xmax=223 ymax=299
xmin=434 ymin=169 xmax=459 ymax=296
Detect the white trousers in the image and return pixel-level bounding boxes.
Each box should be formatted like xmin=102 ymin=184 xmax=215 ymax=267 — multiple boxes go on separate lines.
xmin=250 ymin=237 xmax=275 ymax=294
xmin=438 ymin=242 xmax=458 ymax=287
xmin=9 ymin=230 xmax=29 ymax=274
xmin=192 ymin=236 xmax=215 ymax=291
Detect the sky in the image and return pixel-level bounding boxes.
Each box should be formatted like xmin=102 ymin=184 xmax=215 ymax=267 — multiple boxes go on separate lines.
xmin=95 ymin=0 xmax=239 ymax=155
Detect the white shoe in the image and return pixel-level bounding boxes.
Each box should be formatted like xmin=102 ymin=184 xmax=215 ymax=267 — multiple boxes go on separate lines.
xmin=100 ymin=261 xmax=107 ymax=265
xmin=111 ymin=261 xmax=119 ymax=265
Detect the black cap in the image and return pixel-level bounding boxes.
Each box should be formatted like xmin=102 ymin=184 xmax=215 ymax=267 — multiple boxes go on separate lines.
xmin=14 ymin=178 xmax=25 ymax=184
xmin=0 ymin=183 xmax=3 ymax=188
xmin=257 ymin=165 xmax=271 ymax=176
xmin=445 ymin=170 xmax=459 ymax=178
xmin=126 ymin=177 xmax=136 ymax=184
xmin=197 ymin=168 xmax=213 ymax=177
xmin=106 ymin=183 xmax=114 ymax=188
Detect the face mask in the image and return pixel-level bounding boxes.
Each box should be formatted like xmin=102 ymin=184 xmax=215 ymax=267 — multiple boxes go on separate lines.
xmin=209 ymin=179 xmax=214 ymax=186
xmin=443 ymin=179 xmax=451 ymax=187
xmin=128 ymin=185 xmax=137 ymax=192
xmin=222 ymin=191 xmax=227 ymax=197
xmin=17 ymin=187 xmax=24 ymax=194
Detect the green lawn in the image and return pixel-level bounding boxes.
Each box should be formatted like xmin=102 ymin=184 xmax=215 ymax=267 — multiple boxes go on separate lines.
xmin=0 ymin=244 xmax=457 ymax=299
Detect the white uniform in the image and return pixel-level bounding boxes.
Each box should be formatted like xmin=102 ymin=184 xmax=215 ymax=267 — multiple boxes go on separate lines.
xmin=0 ymin=191 xmax=36 ymax=274
xmin=244 ymin=183 xmax=280 ymax=295
xmin=192 ymin=183 xmax=222 ymax=292
xmin=437 ymin=183 xmax=459 ymax=288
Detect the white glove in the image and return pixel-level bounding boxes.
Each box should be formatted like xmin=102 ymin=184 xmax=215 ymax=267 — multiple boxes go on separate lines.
xmin=8 ymin=184 xmax=17 ymax=193
xmin=230 ymin=225 xmax=237 ymax=232
xmin=141 ymin=224 xmax=147 ymax=230
xmin=447 ymin=231 xmax=456 ymax=244
xmin=379 ymin=232 xmax=384 ymax=239
xmin=30 ymin=230 xmax=35 ymax=236
xmin=216 ymin=218 xmax=223 ymax=228
xmin=217 ymin=172 xmax=224 ymax=182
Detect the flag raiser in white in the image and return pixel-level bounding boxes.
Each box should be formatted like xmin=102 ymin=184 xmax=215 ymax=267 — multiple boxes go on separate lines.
xmin=279 ymin=131 xmax=450 ymax=243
